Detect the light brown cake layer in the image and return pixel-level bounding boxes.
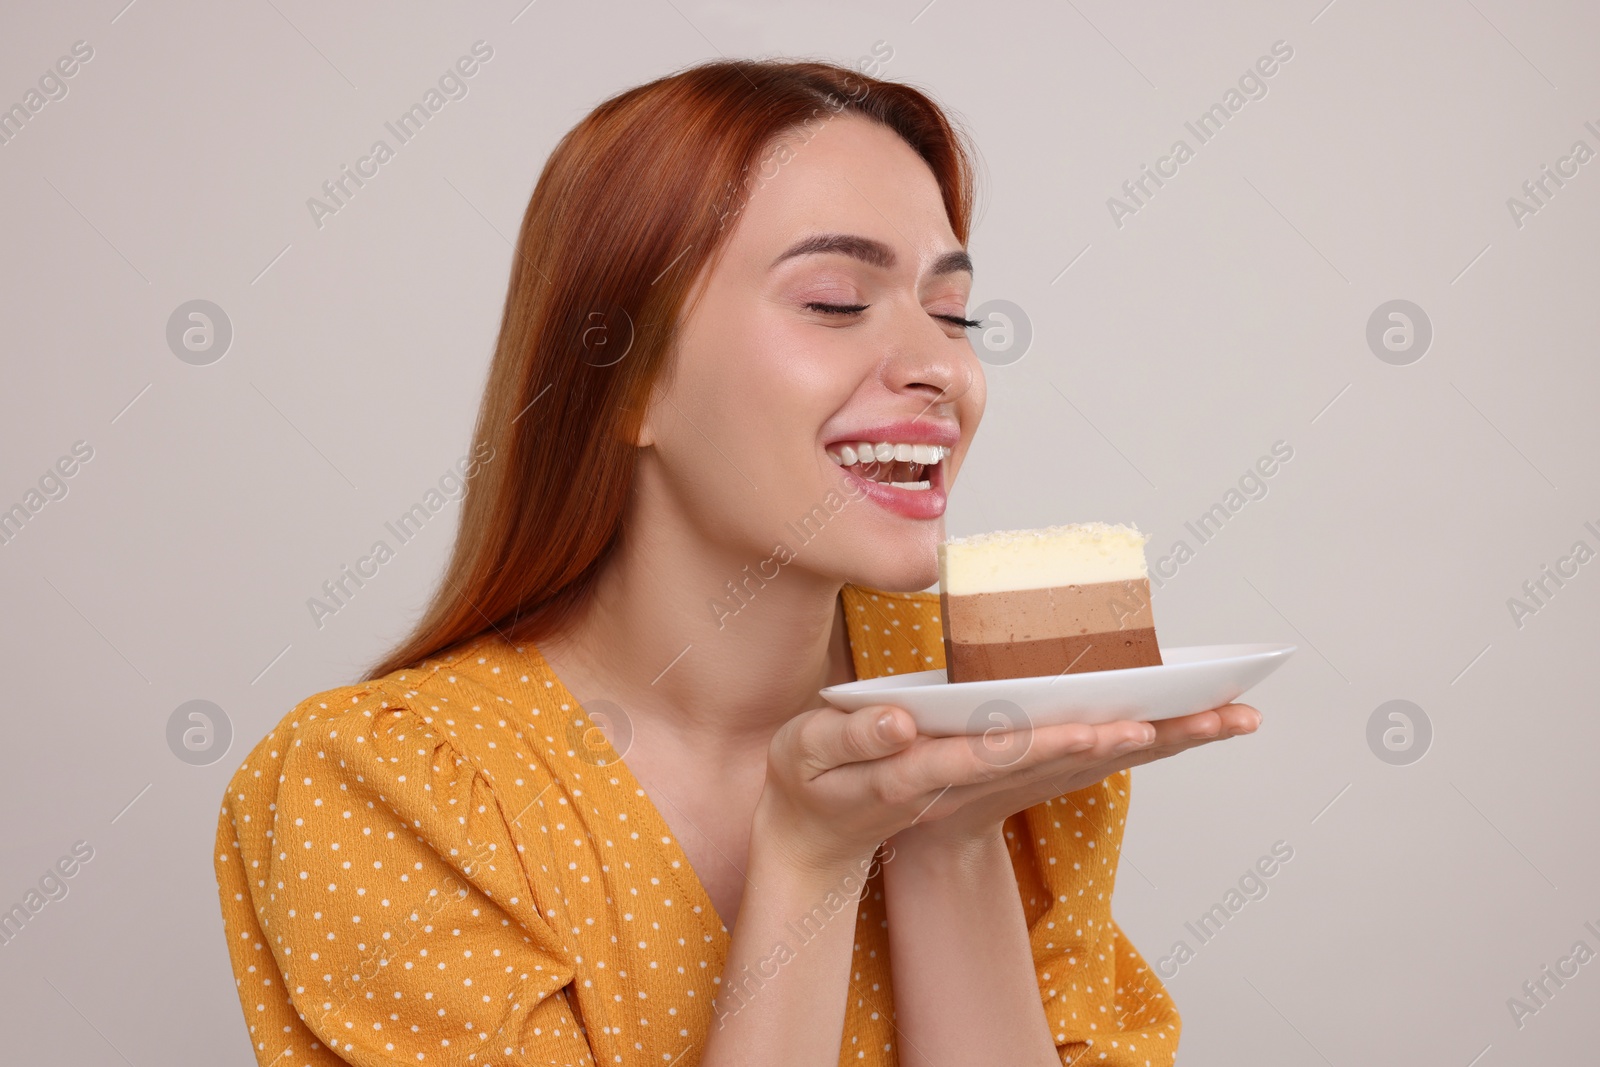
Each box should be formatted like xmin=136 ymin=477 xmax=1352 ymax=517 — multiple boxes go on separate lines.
xmin=942 ymin=579 xmax=1156 ymax=642
xmin=940 ymin=581 xmax=1163 ymax=683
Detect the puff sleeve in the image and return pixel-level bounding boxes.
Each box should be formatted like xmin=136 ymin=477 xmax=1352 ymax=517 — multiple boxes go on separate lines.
xmin=214 ymin=682 xmax=596 ymax=1066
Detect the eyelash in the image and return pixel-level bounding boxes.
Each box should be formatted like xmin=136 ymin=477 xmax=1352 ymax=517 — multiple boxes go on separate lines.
xmin=805 ymin=301 xmax=983 ymax=329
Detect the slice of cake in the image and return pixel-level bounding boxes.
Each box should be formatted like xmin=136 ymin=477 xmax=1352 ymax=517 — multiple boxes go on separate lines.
xmin=937 ymin=522 xmax=1163 ymax=683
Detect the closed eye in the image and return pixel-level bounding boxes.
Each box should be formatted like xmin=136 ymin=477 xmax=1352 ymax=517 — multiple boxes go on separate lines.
xmin=804 ymin=301 xmax=982 ymax=329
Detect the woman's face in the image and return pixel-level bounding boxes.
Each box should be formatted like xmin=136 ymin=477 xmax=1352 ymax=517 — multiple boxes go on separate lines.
xmin=639 ymin=113 xmax=986 ymax=594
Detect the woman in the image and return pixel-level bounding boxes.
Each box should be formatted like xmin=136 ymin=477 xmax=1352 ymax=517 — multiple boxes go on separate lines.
xmin=214 ymin=58 xmax=1260 ymax=1066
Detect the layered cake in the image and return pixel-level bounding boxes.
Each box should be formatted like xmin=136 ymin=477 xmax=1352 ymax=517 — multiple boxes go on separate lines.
xmin=938 ymin=522 xmax=1163 ymax=683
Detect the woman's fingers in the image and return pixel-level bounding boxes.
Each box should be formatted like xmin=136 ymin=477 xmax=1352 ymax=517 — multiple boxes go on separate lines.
xmin=1147 ymin=703 xmax=1262 ymax=745
xmin=889 ymin=703 xmax=1265 ymax=809
xmin=850 ymin=719 xmax=1151 ymax=826
xmin=858 ymin=716 xmax=1149 ymax=804
xmin=1087 ymin=703 xmax=1264 ymax=772
xmin=964 ymin=703 xmax=1261 ymax=772
xmin=792 ymin=701 xmax=1262 ymax=820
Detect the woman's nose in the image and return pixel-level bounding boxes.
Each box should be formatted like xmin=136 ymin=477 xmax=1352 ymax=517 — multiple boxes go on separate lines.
xmin=884 ymin=329 xmax=979 ymax=412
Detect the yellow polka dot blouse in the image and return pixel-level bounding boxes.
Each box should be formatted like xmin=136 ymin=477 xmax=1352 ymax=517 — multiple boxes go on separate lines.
xmin=214 ymin=583 xmax=1180 ymax=1065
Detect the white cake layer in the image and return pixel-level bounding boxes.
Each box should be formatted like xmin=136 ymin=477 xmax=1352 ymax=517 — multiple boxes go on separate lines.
xmin=938 ymin=521 xmax=1150 ymax=596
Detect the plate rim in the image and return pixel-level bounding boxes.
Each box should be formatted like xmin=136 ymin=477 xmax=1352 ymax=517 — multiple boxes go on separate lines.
xmin=819 ymin=641 xmax=1299 ymax=698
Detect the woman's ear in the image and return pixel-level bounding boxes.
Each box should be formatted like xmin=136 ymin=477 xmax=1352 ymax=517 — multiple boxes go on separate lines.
xmin=628 ymin=316 xmax=695 ymax=450
xmin=631 ymin=400 xmax=657 ymax=449
xmin=628 ymin=371 xmax=665 ymax=449
xmin=629 ymin=260 xmax=707 ymax=451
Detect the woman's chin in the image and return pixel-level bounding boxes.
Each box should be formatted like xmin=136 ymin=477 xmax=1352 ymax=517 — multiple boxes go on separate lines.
xmin=836 ymin=552 xmax=940 ymax=595
xmin=751 ymin=483 xmax=945 ymax=592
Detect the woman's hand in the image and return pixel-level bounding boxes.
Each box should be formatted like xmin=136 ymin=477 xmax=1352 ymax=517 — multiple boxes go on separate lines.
xmin=755 ymin=700 xmax=1262 ymax=872
xmin=895 ymin=701 xmax=1262 ymax=849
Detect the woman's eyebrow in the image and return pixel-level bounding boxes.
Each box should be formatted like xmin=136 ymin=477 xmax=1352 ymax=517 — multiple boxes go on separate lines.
xmin=768 ymin=232 xmax=972 ymax=277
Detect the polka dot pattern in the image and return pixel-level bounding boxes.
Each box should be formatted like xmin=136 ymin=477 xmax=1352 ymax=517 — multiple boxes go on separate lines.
xmin=213 ymin=583 xmax=1179 ymax=1064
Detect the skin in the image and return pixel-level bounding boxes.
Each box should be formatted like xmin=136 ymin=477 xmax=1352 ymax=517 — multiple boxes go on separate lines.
xmin=537 ymin=113 xmax=1261 ymax=1067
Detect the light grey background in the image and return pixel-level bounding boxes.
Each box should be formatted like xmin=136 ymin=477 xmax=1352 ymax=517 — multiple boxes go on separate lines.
xmin=2 ymin=0 xmax=1596 ymax=1063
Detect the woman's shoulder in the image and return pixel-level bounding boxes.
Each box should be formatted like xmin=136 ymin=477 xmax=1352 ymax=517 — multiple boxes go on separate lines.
xmin=219 ymin=674 xmax=406 ymax=811
xmin=215 ymin=632 xmax=591 ymax=936
xmin=217 ymin=631 xmax=565 ymax=824
xmin=223 ymin=652 xmax=438 ymax=765
xmin=212 ymin=637 xmax=590 ymax=1063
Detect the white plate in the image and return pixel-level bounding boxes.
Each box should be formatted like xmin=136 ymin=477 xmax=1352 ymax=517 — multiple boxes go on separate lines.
xmin=819 ymin=643 xmax=1297 ymax=736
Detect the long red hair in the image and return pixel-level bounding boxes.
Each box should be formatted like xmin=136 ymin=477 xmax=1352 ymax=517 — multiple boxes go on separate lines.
xmin=363 ymin=58 xmax=979 ymax=682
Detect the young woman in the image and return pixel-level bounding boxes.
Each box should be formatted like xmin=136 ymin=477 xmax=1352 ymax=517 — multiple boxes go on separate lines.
xmin=214 ymin=58 xmax=1260 ymax=1067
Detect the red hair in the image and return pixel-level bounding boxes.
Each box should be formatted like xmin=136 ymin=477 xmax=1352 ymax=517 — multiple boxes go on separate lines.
xmin=364 ymin=58 xmax=979 ymax=681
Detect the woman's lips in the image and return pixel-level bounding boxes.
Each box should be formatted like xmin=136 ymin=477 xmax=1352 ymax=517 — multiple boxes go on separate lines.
xmin=834 ymin=453 xmax=948 ymax=519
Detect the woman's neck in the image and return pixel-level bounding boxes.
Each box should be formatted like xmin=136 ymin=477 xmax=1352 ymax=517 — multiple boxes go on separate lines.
xmin=538 ymin=528 xmax=857 ymax=755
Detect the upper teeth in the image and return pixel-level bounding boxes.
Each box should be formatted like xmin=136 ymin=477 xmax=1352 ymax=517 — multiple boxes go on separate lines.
xmin=827 ymin=442 xmax=950 ymax=466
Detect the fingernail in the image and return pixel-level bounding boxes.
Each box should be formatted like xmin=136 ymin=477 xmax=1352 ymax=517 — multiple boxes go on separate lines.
xmin=877 ymin=712 xmax=908 ymax=741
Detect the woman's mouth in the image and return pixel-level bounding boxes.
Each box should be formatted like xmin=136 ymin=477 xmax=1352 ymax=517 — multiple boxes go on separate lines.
xmin=825 ymin=441 xmax=950 ymax=491
xmin=823 ymin=439 xmax=951 ymax=520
